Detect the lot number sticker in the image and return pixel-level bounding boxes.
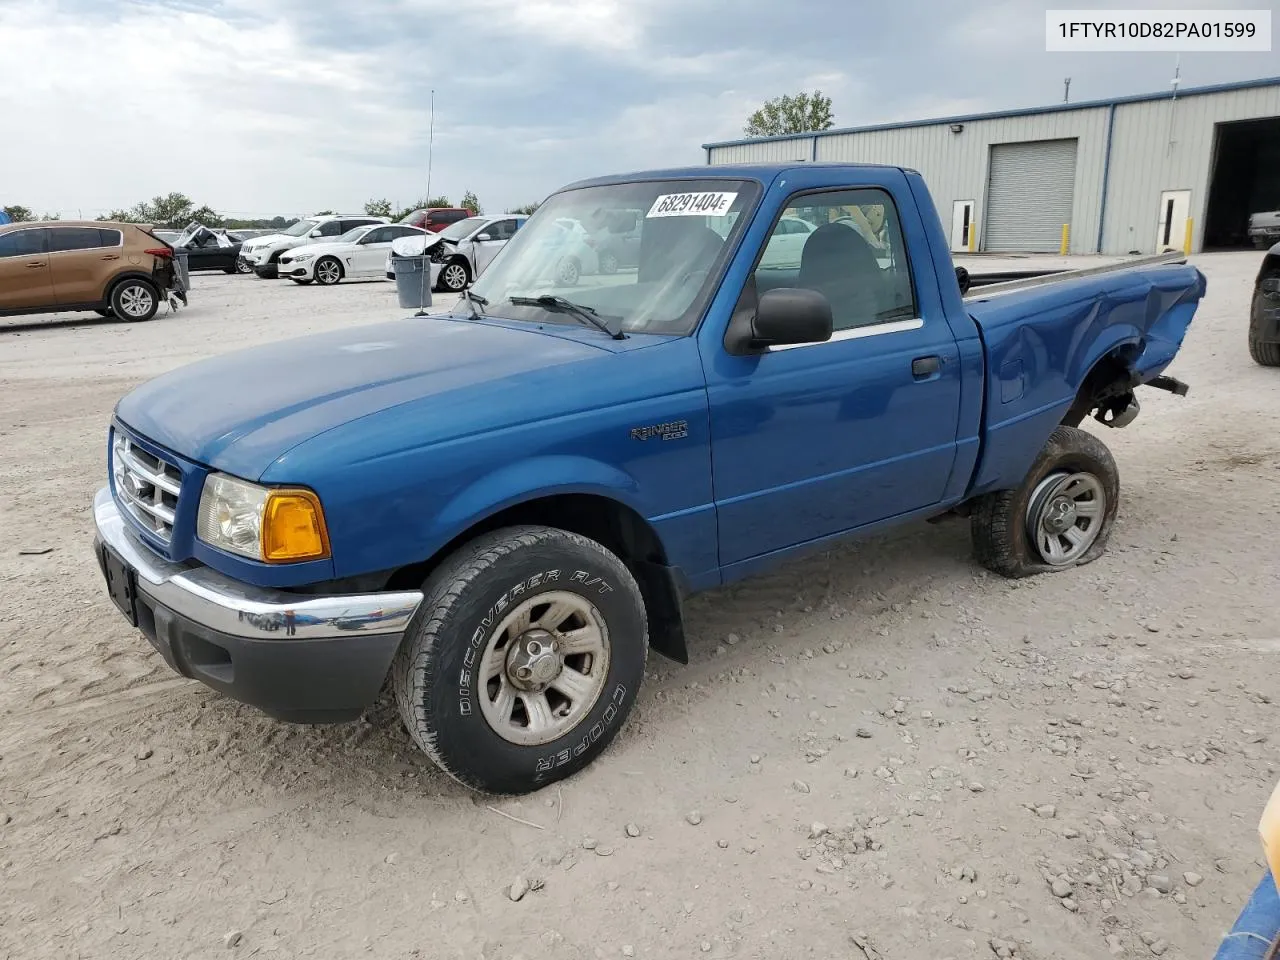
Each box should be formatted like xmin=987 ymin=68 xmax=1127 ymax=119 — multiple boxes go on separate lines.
xmin=646 ymin=192 xmax=738 ymax=218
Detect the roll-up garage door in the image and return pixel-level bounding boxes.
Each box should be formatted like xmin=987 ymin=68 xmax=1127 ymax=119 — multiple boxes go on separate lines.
xmin=984 ymin=139 xmax=1078 ymax=253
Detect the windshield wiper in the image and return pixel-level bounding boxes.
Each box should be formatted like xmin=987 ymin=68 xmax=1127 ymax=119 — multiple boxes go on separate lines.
xmin=507 ymin=295 xmax=625 ymax=340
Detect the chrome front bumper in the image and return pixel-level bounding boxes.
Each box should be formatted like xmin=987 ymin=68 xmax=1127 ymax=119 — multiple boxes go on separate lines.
xmin=92 ymin=487 xmax=424 ymax=722
xmin=93 ymin=487 xmax=422 ymax=641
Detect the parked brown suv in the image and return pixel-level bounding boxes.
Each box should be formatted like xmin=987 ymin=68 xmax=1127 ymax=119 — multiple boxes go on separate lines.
xmin=0 ymin=221 xmax=186 ymax=322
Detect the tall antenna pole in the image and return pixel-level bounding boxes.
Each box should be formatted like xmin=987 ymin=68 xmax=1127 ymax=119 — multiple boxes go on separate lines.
xmin=426 ymin=89 xmax=435 ymax=203
xmin=1063 ymin=77 xmax=1071 ymax=103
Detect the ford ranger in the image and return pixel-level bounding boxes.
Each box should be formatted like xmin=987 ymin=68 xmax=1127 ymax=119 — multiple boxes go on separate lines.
xmin=92 ymin=163 xmax=1206 ymax=795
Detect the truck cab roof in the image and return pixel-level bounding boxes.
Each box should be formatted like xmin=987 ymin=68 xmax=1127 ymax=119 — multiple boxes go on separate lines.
xmin=559 ymin=162 xmax=916 ymax=192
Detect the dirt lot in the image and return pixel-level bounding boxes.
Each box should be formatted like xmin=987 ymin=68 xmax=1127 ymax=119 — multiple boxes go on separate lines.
xmin=1 ymin=256 xmax=1277 ymax=960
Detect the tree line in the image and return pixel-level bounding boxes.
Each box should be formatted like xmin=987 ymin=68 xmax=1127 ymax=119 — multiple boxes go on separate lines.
xmin=5 ymin=190 xmax=544 ymax=230
xmin=5 ymin=94 xmax=830 ymax=231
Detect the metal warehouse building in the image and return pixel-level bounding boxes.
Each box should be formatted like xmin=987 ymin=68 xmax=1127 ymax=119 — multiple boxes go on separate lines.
xmin=702 ymin=76 xmax=1280 ymax=256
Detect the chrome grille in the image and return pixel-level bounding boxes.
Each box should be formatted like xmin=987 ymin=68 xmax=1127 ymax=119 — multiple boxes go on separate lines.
xmin=112 ymin=431 xmax=182 ymax=542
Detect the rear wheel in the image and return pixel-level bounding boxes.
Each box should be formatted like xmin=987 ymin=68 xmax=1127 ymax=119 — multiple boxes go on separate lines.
xmin=1248 ymin=270 xmax=1280 ymax=367
xmin=314 ymin=257 xmax=343 ymax=285
xmin=438 ymin=259 xmax=469 ymax=292
xmin=235 ymin=259 xmax=253 ymax=274
xmin=971 ymin=425 xmax=1119 ymax=578
xmin=393 ymin=526 xmax=648 ymax=794
xmin=110 ymin=279 xmax=160 ymax=322
xmin=598 ymin=251 xmax=619 ymax=275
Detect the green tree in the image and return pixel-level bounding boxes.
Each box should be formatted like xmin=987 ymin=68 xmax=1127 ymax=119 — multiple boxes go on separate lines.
xmin=3 ymin=205 xmax=36 ymax=222
xmin=314 ymin=209 xmax=335 ymax=216
xmin=132 ymin=192 xmax=197 ymax=227
xmin=364 ymin=198 xmax=393 ymax=217
xmin=744 ymin=90 xmax=834 ymax=138
xmin=188 ymin=205 xmax=224 ymax=227
xmin=508 ymin=202 xmax=541 ymax=215
xmin=460 ymin=190 xmax=481 ymax=214
xmin=98 ymin=209 xmax=140 ymax=223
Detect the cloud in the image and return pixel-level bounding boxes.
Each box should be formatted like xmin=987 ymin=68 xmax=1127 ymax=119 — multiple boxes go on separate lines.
xmin=0 ymin=0 xmax=1274 ymax=219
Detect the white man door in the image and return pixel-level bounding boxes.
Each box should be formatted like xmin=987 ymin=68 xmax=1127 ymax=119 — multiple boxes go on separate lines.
xmin=1156 ymin=190 xmax=1192 ymax=253
xmin=951 ymin=200 xmax=976 ymax=252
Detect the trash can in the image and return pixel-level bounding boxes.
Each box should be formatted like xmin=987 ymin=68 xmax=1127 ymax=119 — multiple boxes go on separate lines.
xmin=394 ymin=255 xmax=433 ymax=310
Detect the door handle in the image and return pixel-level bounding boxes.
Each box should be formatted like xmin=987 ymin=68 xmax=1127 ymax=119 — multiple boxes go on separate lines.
xmin=101 ymin=254 xmax=120 ymax=260
xmin=26 ymin=261 xmax=46 ymax=269
xmin=912 ymin=356 xmax=942 ymax=379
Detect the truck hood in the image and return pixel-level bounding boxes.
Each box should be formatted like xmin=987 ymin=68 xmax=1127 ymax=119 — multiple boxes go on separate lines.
xmin=245 ymin=233 xmax=295 ymax=250
xmin=114 ymin=317 xmax=612 ymax=480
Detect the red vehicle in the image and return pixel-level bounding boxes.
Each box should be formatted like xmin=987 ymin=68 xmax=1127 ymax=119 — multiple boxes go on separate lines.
xmin=398 ymin=208 xmax=472 ymax=233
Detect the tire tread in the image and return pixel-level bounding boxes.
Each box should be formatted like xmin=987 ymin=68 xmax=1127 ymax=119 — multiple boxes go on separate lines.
xmin=393 ymin=525 xmax=647 ymax=794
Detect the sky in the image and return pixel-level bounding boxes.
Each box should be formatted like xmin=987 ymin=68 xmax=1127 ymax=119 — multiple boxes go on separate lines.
xmin=0 ymin=0 xmax=1276 ymax=220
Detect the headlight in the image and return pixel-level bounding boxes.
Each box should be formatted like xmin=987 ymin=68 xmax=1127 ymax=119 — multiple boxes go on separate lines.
xmin=196 ymin=473 xmax=330 ymax=563
xmin=290 ymin=253 xmax=314 ymax=263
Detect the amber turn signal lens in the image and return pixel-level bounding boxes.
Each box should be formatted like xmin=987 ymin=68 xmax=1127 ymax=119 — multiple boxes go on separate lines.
xmin=261 ymin=489 xmax=331 ymax=563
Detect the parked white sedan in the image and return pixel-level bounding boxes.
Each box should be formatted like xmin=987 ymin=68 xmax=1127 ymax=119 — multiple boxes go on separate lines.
xmin=278 ymin=223 xmax=427 ymax=285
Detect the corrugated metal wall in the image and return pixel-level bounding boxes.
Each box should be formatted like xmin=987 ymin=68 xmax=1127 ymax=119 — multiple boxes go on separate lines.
xmin=706 ymin=138 xmax=814 ymax=164
xmin=706 ymin=83 xmax=1280 ymax=254
xmin=711 ymin=108 xmax=1110 ymax=254
xmin=1104 ymin=85 xmax=1280 ymax=254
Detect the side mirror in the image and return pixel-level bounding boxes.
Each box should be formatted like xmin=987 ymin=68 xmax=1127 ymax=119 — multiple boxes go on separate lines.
xmin=475 ymin=233 xmax=492 ymax=242
xmin=751 ymin=288 xmax=833 ymax=347
xmin=955 ymin=265 xmax=971 ymax=296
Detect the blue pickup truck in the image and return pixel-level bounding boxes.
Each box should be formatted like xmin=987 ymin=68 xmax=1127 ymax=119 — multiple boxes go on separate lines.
xmin=93 ymin=163 xmax=1205 ymax=794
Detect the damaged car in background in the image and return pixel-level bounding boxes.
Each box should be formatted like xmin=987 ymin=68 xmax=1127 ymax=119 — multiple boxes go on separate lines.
xmin=385 ymin=214 xmax=528 ymax=292
xmin=171 ymin=222 xmax=250 ymax=274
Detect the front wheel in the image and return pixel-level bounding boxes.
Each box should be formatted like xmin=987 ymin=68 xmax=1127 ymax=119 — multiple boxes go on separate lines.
xmin=393 ymin=526 xmax=648 ymax=794
xmin=556 ymin=257 xmax=581 ymax=286
xmin=438 ymin=259 xmax=469 ymax=292
xmin=970 ymin=425 xmax=1119 ymax=578
xmin=598 ymin=251 xmax=619 ymax=275
xmin=314 ymin=257 xmax=343 ymax=285
xmin=235 ymin=259 xmax=253 ymax=274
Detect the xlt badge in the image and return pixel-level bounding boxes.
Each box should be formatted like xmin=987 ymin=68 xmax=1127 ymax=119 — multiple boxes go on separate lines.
xmin=630 ymin=420 xmax=689 ymax=442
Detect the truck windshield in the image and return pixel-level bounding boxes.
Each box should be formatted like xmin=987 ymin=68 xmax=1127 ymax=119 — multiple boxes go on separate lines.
xmin=466 ymin=179 xmax=760 ymax=336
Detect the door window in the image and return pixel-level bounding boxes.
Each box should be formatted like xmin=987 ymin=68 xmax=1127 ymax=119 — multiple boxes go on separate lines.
xmin=315 ymin=220 xmax=344 ymax=237
xmin=99 ymin=229 xmax=124 ymax=248
xmin=485 ymin=219 xmax=517 ymax=241
xmin=0 ymin=229 xmax=48 ymax=257
xmin=48 ymin=227 xmax=108 ymax=253
xmin=361 ymin=227 xmax=393 ymax=244
xmin=751 ymin=189 xmax=916 ymax=331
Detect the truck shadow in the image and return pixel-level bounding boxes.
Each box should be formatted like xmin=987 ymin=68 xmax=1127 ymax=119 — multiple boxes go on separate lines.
xmin=175 ymin=516 xmax=979 ymax=803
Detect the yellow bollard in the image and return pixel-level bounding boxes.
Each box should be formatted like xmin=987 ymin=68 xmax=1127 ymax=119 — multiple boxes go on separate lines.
xmin=1183 ymin=217 xmax=1193 ymax=255
xmin=1060 ymin=223 xmax=1070 ymax=256
xmin=968 ymin=220 xmax=977 ymax=253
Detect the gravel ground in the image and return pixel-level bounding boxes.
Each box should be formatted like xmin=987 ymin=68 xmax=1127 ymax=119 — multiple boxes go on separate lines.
xmin=1 ymin=255 xmax=1277 ymax=960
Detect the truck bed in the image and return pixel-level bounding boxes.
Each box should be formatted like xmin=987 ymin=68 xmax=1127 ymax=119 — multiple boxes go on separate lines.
xmin=961 ymin=255 xmax=1205 ymax=498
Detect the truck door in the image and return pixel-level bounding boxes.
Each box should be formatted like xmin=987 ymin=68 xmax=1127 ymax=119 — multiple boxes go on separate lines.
xmin=701 ymin=172 xmax=963 ymax=567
